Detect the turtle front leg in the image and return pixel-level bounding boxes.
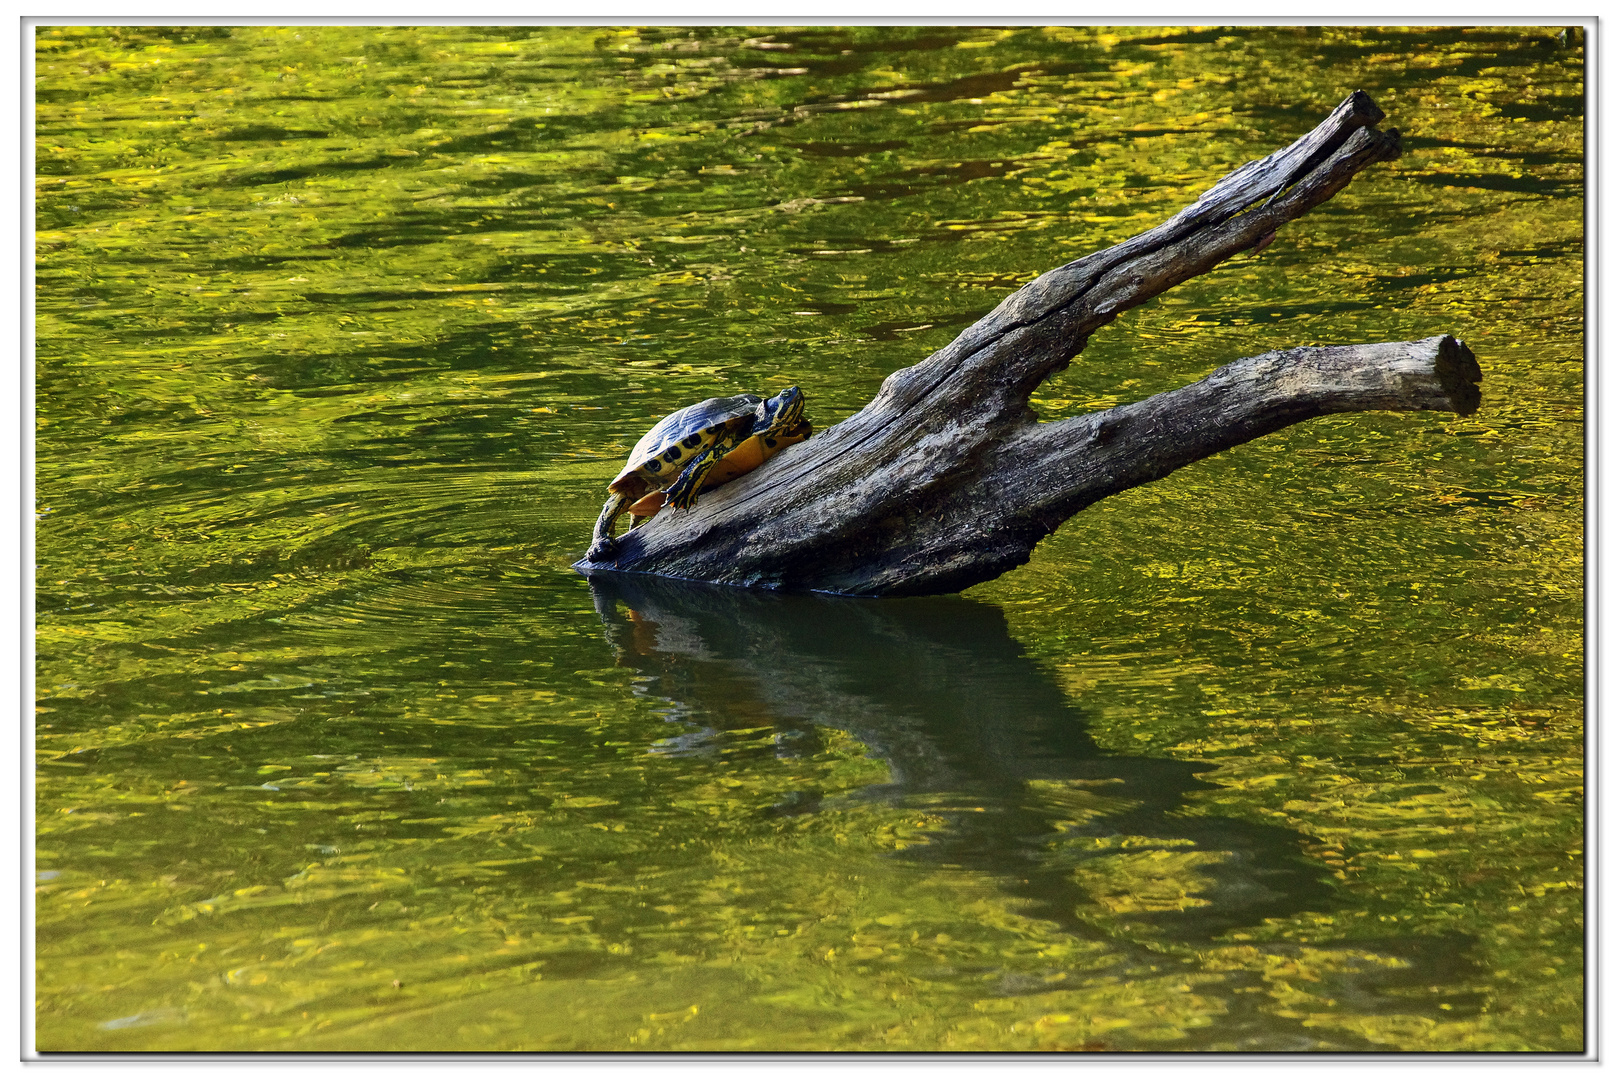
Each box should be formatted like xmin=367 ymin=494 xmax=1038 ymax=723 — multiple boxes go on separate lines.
xmin=586 ymin=491 xmax=631 ymax=561
xmin=664 ymin=441 xmax=730 ymax=510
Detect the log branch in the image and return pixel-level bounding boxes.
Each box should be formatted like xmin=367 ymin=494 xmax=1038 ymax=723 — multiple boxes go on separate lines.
xmin=573 ymin=92 xmax=1483 ymax=597
xmin=808 ymin=335 xmax=1481 ymax=595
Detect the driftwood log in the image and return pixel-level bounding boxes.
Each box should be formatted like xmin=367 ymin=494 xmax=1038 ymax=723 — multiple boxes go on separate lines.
xmin=573 ymin=91 xmax=1482 ymax=596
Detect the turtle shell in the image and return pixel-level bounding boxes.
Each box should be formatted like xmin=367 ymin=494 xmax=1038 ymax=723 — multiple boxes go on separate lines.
xmin=608 ymin=393 xmax=766 ymax=495
xmin=625 ymin=417 xmax=811 ymax=519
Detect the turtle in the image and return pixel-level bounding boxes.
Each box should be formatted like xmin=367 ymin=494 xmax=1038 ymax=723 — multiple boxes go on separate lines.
xmin=624 ymin=415 xmax=812 ymax=521
xmin=586 ymin=386 xmax=808 ymax=561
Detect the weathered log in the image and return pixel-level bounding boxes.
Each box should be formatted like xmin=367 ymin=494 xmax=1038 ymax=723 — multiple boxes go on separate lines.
xmin=573 ymin=91 xmax=1483 ymax=596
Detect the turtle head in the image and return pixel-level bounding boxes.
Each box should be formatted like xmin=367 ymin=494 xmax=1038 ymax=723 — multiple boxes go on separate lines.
xmin=764 ymin=386 xmax=806 ymax=430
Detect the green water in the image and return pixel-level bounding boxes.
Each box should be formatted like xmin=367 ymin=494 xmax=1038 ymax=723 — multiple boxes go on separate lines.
xmin=34 ymin=25 xmax=1584 ymax=1052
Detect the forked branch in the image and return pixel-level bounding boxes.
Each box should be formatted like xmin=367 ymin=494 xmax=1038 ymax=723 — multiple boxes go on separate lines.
xmin=573 ymin=91 xmax=1482 ymax=597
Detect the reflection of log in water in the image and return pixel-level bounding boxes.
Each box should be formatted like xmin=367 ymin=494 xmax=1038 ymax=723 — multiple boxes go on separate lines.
xmin=589 ymin=572 xmax=1333 ymax=941
xmin=588 ymin=574 xmax=1489 ymax=1046
xmin=588 ymin=574 xmax=1486 ymax=1046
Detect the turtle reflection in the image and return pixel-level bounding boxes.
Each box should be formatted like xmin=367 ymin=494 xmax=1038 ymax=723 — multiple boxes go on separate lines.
xmin=587 ymin=572 xmax=1331 ymax=942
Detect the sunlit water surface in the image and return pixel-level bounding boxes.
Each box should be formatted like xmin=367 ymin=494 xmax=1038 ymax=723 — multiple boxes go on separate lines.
xmin=35 ymin=25 xmax=1583 ymax=1051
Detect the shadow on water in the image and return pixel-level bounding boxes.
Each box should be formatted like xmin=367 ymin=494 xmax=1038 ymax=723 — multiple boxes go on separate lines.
xmin=586 ymin=571 xmax=1333 ymax=943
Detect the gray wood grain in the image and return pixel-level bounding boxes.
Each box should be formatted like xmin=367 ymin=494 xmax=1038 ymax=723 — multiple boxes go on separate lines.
xmin=573 ymin=92 xmax=1482 ymax=597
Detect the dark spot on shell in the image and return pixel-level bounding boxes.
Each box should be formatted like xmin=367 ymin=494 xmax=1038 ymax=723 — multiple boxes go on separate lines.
xmin=646 ymin=460 xmax=662 ymax=473
xmin=663 ymin=446 xmax=681 ymax=463
xmin=765 ymin=437 xmax=777 ymax=448
xmin=682 ymin=434 xmax=702 ymax=448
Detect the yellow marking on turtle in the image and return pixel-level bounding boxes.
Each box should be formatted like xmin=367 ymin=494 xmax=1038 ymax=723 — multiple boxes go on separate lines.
xmin=627 ymin=489 xmax=667 ymax=517
xmin=627 ymin=421 xmax=811 ymax=521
